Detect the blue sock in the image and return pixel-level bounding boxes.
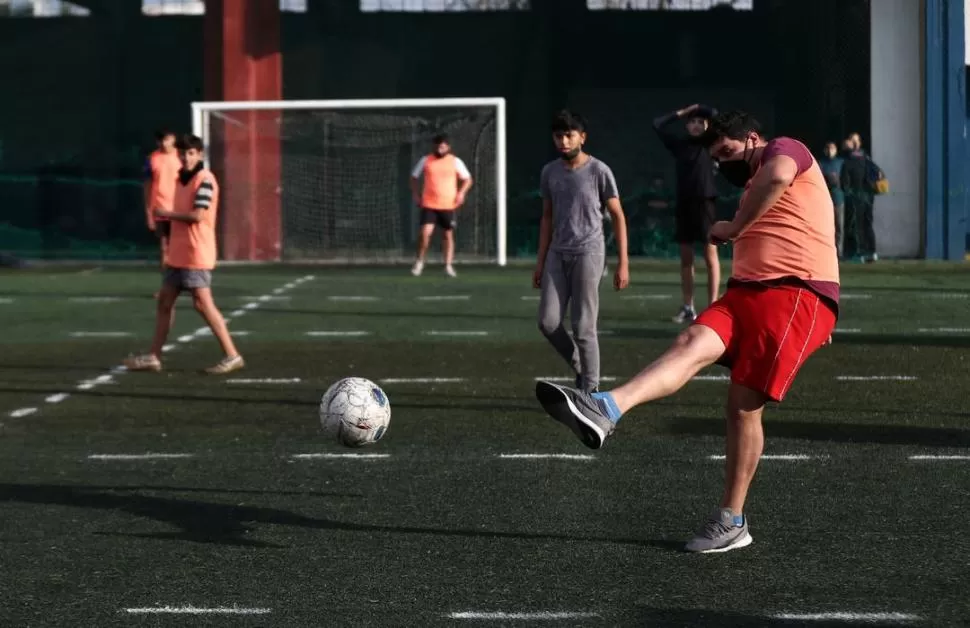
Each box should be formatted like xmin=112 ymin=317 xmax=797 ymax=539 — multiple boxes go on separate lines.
xmin=733 ymin=513 xmax=744 ymax=526
xmin=591 ymin=391 xmax=623 ymax=423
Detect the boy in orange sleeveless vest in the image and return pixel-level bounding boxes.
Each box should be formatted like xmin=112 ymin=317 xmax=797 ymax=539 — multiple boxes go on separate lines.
xmin=410 ymin=134 xmax=473 ymax=277
xmin=125 ymin=135 xmax=244 ymax=375
xmin=144 ymin=129 xmax=181 ymax=298
xmin=535 ymin=111 xmax=838 ymax=554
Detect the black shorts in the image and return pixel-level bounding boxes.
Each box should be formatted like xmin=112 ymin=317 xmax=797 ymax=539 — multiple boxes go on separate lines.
xmin=155 ymin=220 xmax=172 ymax=240
xmin=674 ymin=198 xmax=716 ymax=244
xmin=420 ymin=209 xmax=456 ymax=231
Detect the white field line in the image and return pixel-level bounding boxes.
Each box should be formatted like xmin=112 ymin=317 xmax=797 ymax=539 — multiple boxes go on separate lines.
xmin=89 ymin=453 xmax=195 ymax=461
xmin=424 ymin=330 xmax=489 ymax=337
xmin=772 ymin=612 xmax=920 ymax=622
xmin=835 ymin=375 xmax=918 ymax=381
xmin=917 ymin=327 xmax=970 ymax=333
xmin=840 ymin=293 xmax=872 ymax=300
xmin=305 ymin=331 xmax=371 ymax=337
xmin=620 ymin=294 xmax=673 ymax=300
xmin=520 ymin=295 xmax=540 ymax=301
xmin=226 ymin=378 xmax=301 ymax=385
xmin=123 ymin=606 xmax=271 ymax=615
xmin=68 ymin=296 xmax=123 ymax=303
xmin=69 ymin=331 xmax=132 ymax=338
xmin=0 ymin=297 xmax=13 ymax=303
xmin=416 ymin=295 xmax=471 ymax=301
xmin=448 ymin=612 xmax=601 ymax=620
xmin=924 ymin=292 xmax=969 ymax=299
xmin=709 ymin=454 xmax=825 ymax=461
xmin=291 ymin=453 xmax=390 ymax=460
xmin=380 ymin=377 xmax=465 ymax=384
xmin=909 ymin=455 xmax=970 ymax=461
xmin=239 ymin=295 xmax=290 ymax=301
xmin=834 ymin=327 xmax=862 ymax=333
xmin=498 ymin=454 xmax=595 ymax=461
xmin=533 ymin=376 xmax=617 ymax=383
xmin=692 ymin=374 xmax=730 ymax=381
xmin=194 ymin=328 xmax=251 ymax=337
xmin=2 ymin=275 xmax=315 ymax=419
xmin=328 ymin=295 xmax=380 ymax=302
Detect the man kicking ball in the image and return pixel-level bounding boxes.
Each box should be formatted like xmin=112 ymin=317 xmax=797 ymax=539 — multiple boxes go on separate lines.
xmin=534 ymin=110 xmax=839 ymax=553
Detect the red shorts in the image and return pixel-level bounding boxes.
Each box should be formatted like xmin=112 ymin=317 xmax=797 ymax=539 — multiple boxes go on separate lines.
xmin=694 ymin=284 xmax=837 ymax=402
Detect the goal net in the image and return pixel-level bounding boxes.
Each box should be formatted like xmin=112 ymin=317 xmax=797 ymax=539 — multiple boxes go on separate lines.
xmin=191 ymin=98 xmax=507 ymax=265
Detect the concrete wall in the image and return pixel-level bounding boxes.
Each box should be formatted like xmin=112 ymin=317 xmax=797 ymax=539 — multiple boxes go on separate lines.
xmin=870 ymin=0 xmax=924 ymax=257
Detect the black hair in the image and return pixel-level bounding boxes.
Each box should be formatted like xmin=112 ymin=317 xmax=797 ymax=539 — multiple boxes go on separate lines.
xmin=550 ymin=109 xmax=587 ymax=134
xmin=432 ymin=133 xmax=450 ymax=145
xmin=177 ymin=134 xmax=204 ymax=152
xmin=701 ymin=110 xmax=762 ymax=146
xmin=154 ymin=128 xmax=176 ymax=142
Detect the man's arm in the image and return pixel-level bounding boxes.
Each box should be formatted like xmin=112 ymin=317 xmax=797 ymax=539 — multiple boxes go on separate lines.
xmin=652 ymin=104 xmax=716 ymax=152
xmin=533 ymin=198 xmax=554 ymax=288
xmin=155 ymin=177 xmax=214 ymax=224
xmin=142 ymin=157 xmax=154 ymax=228
xmin=727 ymin=155 xmax=798 ymax=236
xmin=605 ymin=197 xmax=629 ymax=290
xmin=409 ymin=156 xmax=426 ymax=205
xmin=455 ymin=158 xmax=473 ymax=206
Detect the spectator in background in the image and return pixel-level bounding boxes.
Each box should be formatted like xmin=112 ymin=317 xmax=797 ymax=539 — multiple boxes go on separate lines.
xmin=653 ymin=104 xmax=721 ymax=323
xmin=818 ymin=142 xmax=845 ymax=258
xmin=840 ymin=133 xmax=883 ymax=263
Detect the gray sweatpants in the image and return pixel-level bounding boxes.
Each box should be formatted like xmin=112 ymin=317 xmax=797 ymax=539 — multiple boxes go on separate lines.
xmin=537 ymin=250 xmax=604 ymax=391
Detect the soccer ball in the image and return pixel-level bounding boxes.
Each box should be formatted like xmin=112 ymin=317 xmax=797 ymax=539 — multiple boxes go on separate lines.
xmin=319 ymin=377 xmax=391 ymax=447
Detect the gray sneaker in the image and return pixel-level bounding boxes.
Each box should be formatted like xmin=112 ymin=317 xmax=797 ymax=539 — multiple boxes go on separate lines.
xmin=534 ymin=381 xmax=615 ymax=449
xmin=684 ymin=508 xmax=753 ymax=553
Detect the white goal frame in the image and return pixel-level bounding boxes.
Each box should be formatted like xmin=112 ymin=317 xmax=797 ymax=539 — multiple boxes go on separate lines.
xmin=190 ymin=97 xmax=508 ymax=266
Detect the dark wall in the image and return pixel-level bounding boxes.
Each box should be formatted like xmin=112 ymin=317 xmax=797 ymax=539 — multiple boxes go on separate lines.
xmin=0 ymin=0 xmax=869 ymax=258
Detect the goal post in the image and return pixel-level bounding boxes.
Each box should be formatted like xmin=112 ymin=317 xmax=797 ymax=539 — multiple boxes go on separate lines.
xmin=190 ymin=98 xmax=507 ymax=266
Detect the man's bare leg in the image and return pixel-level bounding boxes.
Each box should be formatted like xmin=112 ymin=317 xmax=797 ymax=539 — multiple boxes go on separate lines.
xmin=704 ymin=242 xmax=720 ymax=306
xmin=412 ymin=223 xmax=435 ymax=276
xmin=721 ymin=383 xmax=767 ymax=513
xmin=609 ymin=324 xmax=726 ymax=414
xmin=190 ymin=288 xmax=239 ymax=358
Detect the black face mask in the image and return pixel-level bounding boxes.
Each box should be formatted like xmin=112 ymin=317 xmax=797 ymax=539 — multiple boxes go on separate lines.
xmin=560 ymin=147 xmax=581 ymax=161
xmin=717 ymin=140 xmax=755 ymax=188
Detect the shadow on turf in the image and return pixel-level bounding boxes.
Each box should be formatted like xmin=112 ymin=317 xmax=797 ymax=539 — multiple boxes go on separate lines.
xmin=656 ymin=416 xmax=970 ymax=447
xmin=0 ymin=482 xmax=685 ymax=551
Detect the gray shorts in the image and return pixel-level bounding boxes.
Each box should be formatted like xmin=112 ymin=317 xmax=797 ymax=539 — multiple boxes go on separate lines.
xmin=163 ymin=268 xmax=212 ymax=290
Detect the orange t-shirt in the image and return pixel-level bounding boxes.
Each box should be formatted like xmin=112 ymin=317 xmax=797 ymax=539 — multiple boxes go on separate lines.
xmin=146 ymin=150 xmax=181 ymax=222
xmin=730 ymin=138 xmax=840 ymax=310
xmin=412 ymin=153 xmax=471 ymax=211
xmin=165 ymin=168 xmax=219 ymax=270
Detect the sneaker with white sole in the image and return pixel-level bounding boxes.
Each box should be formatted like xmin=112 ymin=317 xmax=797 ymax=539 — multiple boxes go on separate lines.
xmin=534 ymin=381 xmax=615 ymax=449
xmin=445 ymin=264 xmax=457 ymax=278
xmin=411 ymin=261 xmax=424 ymax=276
xmin=123 ymin=354 xmax=162 ymax=372
xmin=671 ymin=305 xmax=697 ymax=324
xmin=684 ymin=507 xmax=753 ymax=553
xmin=204 ymin=354 xmax=245 ymax=375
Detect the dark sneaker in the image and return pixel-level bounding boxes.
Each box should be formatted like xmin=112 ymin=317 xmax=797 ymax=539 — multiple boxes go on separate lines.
xmin=684 ymin=508 xmax=753 ymax=553
xmin=672 ymin=305 xmax=697 ymax=324
xmin=534 ymin=381 xmax=615 ymax=449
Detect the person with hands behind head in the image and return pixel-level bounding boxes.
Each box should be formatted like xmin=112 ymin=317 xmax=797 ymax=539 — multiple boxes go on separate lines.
xmin=533 ymin=109 xmax=629 ymax=394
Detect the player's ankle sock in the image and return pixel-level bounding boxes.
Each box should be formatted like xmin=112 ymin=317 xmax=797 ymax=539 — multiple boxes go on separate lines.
xmin=732 ymin=512 xmax=744 ymax=526
xmin=591 ymin=391 xmax=623 ymax=423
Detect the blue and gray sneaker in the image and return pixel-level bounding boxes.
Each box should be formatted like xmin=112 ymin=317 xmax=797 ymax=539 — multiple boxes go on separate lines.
xmin=684 ymin=508 xmax=753 ymax=553
xmin=534 ymin=381 xmax=616 ymax=449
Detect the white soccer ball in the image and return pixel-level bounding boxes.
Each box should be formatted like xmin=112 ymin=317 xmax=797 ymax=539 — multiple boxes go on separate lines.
xmin=319 ymin=377 xmax=391 ymax=448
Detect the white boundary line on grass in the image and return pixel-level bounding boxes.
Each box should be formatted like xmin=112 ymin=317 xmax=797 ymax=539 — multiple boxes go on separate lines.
xmin=89 ymin=453 xmax=195 ymax=461
xmin=448 ymin=612 xmax=601 ymax=621
xmin=123 ymin=606 xmax=271 ymax=615
xmin=4 ymin=274 xmax=315 ymax=420
xmin=499 ymin=454 xmax=595 ymax=461
xmin=772 ymin=612 xmax=920 ymax=623
xmin=709 ymin=454 xmax=825 ymax=461
xmin=909 ymin=455 xmax=970 ymax=461
xmin=291 ymin=453 xmax=390 ymax=460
